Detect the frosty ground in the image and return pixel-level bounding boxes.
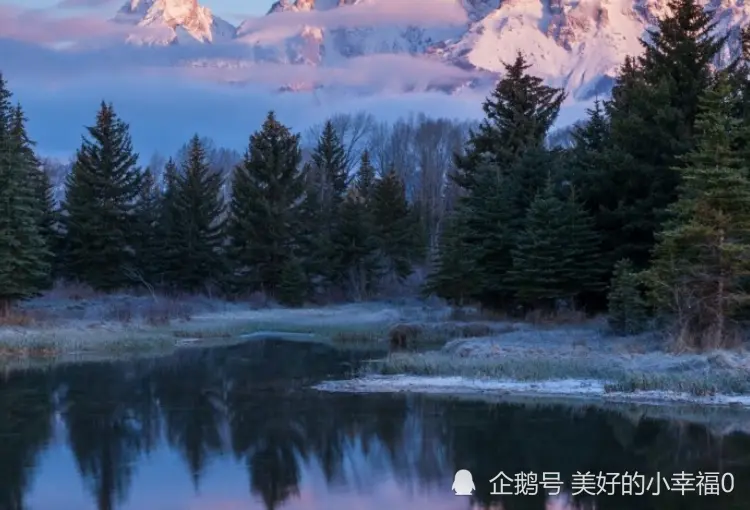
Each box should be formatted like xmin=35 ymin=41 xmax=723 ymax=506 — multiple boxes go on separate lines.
xmin=4 ymin=293 xmax=750 ymax=415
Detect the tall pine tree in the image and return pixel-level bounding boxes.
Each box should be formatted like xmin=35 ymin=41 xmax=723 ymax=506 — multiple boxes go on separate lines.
xmin=371 ymin=167 xmax=421 ymax=281
xmin=645 ymin=75 xmax=750 ymax=349
xmin=162 ymin=135 xmax=225 ymax=293
xmin=227 ymin=111 xmax=306 ymax=298
xmin=604 ymin=0 xmax=725 ymax=268
xmin=0 ymin=77 xmax=50 ymax=312
xmin=61 ymin=102 xmax=142 ymax=291
xmin=132 ymin=167 xmax=163 ymax=288
xmin=305 ymin=121 xmax=349 ymax=289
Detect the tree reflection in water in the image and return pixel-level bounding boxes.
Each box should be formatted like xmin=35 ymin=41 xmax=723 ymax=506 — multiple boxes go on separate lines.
xmin=1 ymin=339 xmax=749 ymax=510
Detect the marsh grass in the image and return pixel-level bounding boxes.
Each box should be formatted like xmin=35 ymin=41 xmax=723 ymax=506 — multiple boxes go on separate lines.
xmin=604 ymin=370 xmax=750 ymax=396
xmin=372 ymin=352 xmax=750 ymax=397
xmin=372 ymin=352 xmax=624 ymax=380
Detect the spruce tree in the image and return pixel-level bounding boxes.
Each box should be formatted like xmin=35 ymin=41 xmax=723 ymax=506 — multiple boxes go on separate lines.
xmin=423 ymin=212 xmax=480 ymax=306
xmin=305 ymin=121 xmax=349 ymax=288
xmin=332 ymin=187 xmax=380 ymax=300
xmin=61 ymin=102 xmax=142 ymax=291
xmin=437 ymin=54 xmax=565 ymax=308
xmin=607 ymin=259 xmax=648 ymax=335
xmin=356 ymin=150 xmax=376 ymax=202
xmin=11 ymin=105 xmax=56 ymax=291
xmin=453 ymin=52 xmax=566 ymax=191
xmin=277 ymin=257 xmax=307 ymax=307
xmin=158 ymin=158 xmax=180 ymax=287
xmin=507 ymin=181 xmax=602 ymax=308
xmin=566 ymin=100 xmax=623 ymax=304
xmin=162 ymin=135 xmax=225 ymax=293
xmin=227 ymin=111 xmax=306 ymax=298
xmin=604 ymin=0 xmax=724 ymax=268
xmin=645 ymin=76 xmax=750 ymax=348
xmin=132 ymin=168 xmax=163 ymax=288
xmin=0 ymin=78 xmax=50 ymax=312
xmin=371 ymin=167 xmax=421 ymax=281
xmin=31 ymin=163 xmax=59 ymax=287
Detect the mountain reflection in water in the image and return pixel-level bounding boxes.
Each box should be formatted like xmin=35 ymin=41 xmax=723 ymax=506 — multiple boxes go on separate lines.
xmin=1 ymin=339 xmax=750 ymax=510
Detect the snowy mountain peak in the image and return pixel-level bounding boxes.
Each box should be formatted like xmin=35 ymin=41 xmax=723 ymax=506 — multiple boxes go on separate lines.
xmin=116 ymin=0 xmax=236 ymax=45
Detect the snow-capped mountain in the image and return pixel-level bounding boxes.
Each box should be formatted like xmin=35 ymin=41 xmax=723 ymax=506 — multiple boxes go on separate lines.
xmin=113 ymin=0 xmax=750 ymax=100
xmin=115 ymin=0 xmax=235 ymax=45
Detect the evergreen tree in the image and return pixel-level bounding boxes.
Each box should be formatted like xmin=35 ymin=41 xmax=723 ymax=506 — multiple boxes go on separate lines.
xmin=305 ymin=121 xmax=349 ymax=288
xmin=371 ymin=167 xmax=421 ymax=281
xmin=11 ymin=105 xmax=56 ymax=290
xmin=423 ymin=212 xmax=480 ymax=305
xmin=0 ymin=78 xmax=50 ymax=312
xmin=162 ymin=135 xmax=225 ymax=293
xmin=566 ymin=100 xmax=624 ymax=304
xmin=604 ymin=0 xmax=725 ymax=267
xmin=158 ymin=158 xmax=180 ymax=286
xmin=132 ymin=168 xmax=163 ymax=288
xmin=453 ymin=52 xmax=566 ymax=191
xmin=332 ymin=187 xmax=381 ymax=300
xmin=356 ymin=150 xmax=376 ymax=201
xmin=31 ymin=163 xmax=59 ymax=287
xmin=61 ymin=102 xmax=142 ymax=291
xmin=507 ymin=181 xmax=602 ymax=308
xmin=277 ymin=257 xmax=307 ymax=307
xmin=645 ymin=76 xmax=750 ymax=348
xmin=435 ymin=54 xmax=566 ymax=308
xmin=227 ymin=111 xmax=306 ymax=298
xmin=607 ymin=259 xmax=648 ymax=335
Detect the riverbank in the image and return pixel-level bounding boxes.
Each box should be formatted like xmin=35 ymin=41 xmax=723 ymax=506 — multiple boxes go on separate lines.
xmin=0 ymin=292 xmax=437 ymax=370
xmin=6 ymin=292 xmax=750 ymax=412
xmin=315 ymin=318 xmax=750 ymax=408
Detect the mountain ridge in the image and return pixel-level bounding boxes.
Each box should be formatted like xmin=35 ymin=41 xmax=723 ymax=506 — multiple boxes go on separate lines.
xmin=115 ymin=0 xmax=750 ymax=100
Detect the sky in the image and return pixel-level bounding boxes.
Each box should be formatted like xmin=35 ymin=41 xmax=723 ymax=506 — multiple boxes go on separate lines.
xmin=0 ymin=0 xmax=590 ymax=160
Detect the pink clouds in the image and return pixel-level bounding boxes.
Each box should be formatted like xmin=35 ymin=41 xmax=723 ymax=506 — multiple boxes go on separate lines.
xmin=0 ymin=5 xmax=165 ymax=46
xmin=235 ymin=0 xmax=469 ymax=34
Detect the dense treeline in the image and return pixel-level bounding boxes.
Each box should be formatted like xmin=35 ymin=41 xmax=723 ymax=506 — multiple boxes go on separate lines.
xmin=2 ymin=0 xmax=750 ymax=349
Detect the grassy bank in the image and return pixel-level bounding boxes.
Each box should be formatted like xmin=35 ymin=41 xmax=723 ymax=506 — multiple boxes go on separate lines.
xmin=0 ymin=292 xmax=433 ymax=368
xmin=368 ymin=351 xmax=750 ymax=397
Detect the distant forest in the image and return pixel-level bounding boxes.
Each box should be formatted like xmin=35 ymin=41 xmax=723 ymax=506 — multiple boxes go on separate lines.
xmin=2 ymin=0 xmax=750 ymax=350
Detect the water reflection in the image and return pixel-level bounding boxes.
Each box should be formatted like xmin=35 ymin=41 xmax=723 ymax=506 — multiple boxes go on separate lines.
xmin=1 ymin=339 xmax=750 ymax=510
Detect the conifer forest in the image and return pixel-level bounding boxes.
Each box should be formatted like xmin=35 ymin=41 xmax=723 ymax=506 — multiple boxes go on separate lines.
xmin=3 ymin=0 xmax=750 ymax=350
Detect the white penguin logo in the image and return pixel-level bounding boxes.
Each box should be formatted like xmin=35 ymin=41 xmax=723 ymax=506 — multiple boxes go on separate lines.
xmin=452 ymin=469 xmax=475 ymax=495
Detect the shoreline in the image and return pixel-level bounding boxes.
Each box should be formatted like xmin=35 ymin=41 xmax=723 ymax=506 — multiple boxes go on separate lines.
xmin=314 ymin=374 xmax=750 ymax=408
xmin=0 ymin=299 xmax=422 ymax=370
xmin=313 ymin=374 xmax=750 ymax=410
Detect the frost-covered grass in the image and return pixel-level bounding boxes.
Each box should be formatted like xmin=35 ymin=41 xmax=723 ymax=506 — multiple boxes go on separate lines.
xmin=0 ymin=299 xmax=425 ymax=367
xmin=605 ymin=370 xmax=750 ymax=396
xmin=370 ymin=352 xmax=750 ymax=397
xmin=373 ymin=352 xmax=625 ymax=381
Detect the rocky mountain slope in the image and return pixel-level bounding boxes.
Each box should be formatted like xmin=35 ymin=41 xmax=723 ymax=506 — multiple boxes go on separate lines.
xmin=115 ymin=0 xmax=750 ymax=99
xmin=114 ymin=0 xmax=235 ymax=45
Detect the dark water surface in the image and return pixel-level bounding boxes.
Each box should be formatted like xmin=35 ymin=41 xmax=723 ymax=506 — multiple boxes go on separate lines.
xmin=2 ymin=339 xmax=750 ymax=510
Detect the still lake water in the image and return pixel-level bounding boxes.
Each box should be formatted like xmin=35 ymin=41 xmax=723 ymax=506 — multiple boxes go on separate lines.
xmin=2 ymin=339 xmax=749 ymax=510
